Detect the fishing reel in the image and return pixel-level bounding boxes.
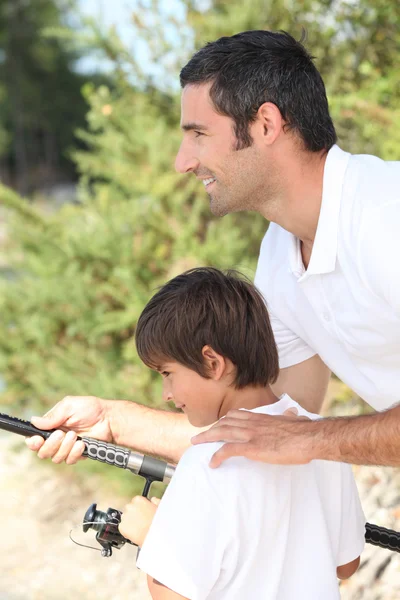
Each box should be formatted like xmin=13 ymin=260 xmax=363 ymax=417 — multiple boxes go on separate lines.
xmin=82 ymin=503 xmax=133 ymax=557
xmin=80 ymin=469 xmax=162 ymax=557
xmin=77 ymin=442 xmax=175 ymax=558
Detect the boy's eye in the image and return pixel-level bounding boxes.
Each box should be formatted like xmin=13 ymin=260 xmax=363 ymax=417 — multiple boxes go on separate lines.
xmin=161 ymin=371 xmax=170 ymax=377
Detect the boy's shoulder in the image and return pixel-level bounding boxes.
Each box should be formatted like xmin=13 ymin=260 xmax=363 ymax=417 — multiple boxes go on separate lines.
xmin=255 ymin=394 xmax=321 ymax=420
xmin=179 ymin=439 xmax=224 ymax=472
xmin=177 ymin=395 xmax=315 ymax=476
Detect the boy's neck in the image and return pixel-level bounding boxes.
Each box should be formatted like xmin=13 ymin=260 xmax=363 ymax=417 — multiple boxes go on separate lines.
xmin=218 ymin=385 xmax=279 ymax=419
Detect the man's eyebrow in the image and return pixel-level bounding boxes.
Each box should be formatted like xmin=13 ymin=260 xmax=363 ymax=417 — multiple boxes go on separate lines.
xmin=181 ymin=122 xmax=209 ymax=132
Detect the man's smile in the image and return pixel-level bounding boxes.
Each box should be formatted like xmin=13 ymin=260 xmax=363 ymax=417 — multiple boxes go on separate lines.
xmin=202 ymin=177 xmax=216 ymax=188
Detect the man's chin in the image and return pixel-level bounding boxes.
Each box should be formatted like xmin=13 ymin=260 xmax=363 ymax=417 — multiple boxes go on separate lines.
xmin=209 ymin=197 xmax=230 ymax=218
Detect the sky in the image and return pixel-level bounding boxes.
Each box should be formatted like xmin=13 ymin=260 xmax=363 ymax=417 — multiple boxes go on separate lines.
xmin=76 ymin=0 xmax=188 ymax=78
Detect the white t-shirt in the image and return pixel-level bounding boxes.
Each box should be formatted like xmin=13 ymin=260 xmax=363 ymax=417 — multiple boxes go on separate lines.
xmin=137 ymin=395 xmax=365 ymax=600
xmin=254 ymin=145 xmax=400 ymax=411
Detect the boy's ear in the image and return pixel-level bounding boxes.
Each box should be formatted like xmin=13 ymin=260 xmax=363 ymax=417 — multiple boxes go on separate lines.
xmin=201 ymin=345 xmax=225 ymax=380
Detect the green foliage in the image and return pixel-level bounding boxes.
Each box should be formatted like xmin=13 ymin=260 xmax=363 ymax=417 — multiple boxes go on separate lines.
xmin=0 ymin=79 xmax=265 ymax=411
xmin=0 ymin=0 xmax=107 ymax=192
xmin=1 ymin=0 xmax=400 ymax=422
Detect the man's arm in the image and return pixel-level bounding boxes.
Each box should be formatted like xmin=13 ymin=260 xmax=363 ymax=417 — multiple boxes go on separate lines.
xmin=26 ymin=396 xmax=207 ymax=465
xmin=108 ymin=353 xmax=329 ymax=458
xmin=106 ymin=400 xmax=206 ymax=463
xmin=25 ymin=355 xmax=328 ymax=465
xmin=192 ymin=399 xmax=400 ymax=468
xmin=271 ymin=354 xmax=331 ymax=414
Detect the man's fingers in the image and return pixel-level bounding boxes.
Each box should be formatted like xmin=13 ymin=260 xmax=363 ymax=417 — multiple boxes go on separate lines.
xmin=65 ymin=440 xmax=87 ymax=465
xmin=35 ymin=430 xmax=66 ymax=459
xmin=283 ymin=407 xmax=299 ymax=416
xmin=25 ymin=430 xmax=85 ymax=465
xmin=191 ymin=413 xmax=260 ymax=445
xmin=31 ymin=404 xmax=66 ymax=430
xmin=209 ymin=443 xmax=243 ymax=469
xmin=25 ymin=435 xmax=45 ymax=451
xmin=51 ymin=430 xmax=78 ymax=464
xmin=283 ymin=408 xmax=311 ymax=421
xmin=224 ymin=409 xmax=255 ymax=420
xmin=192 ymin=423 xmax=250 ymax=445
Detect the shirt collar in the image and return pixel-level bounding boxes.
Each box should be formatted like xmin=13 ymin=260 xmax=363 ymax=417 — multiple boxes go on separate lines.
xmin=289 ymin=144 xmax=351 ymax=281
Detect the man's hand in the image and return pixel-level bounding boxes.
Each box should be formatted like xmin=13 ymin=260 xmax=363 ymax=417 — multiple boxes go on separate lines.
xmin=191 ymin=407 xmax=315 ymax=468
xmin=119 ymin=496 xmax=161 ymax=547
xmin=24 ymin=395 xmax=113 ymax=465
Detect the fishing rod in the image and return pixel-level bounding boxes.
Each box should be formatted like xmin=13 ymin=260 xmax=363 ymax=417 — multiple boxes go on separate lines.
xmin=0 ymin=412 xmax=399 ymax=557
xmin=0 ymin=411 xmax=175 ymax=557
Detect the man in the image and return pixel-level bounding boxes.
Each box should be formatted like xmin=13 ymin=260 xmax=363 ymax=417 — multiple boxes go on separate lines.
xmin=26 ymin=30 xmax=400 ymax=469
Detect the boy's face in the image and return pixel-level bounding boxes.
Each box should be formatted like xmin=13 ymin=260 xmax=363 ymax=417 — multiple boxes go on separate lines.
xmin=158 ymin=360 xmax=224 ymax=427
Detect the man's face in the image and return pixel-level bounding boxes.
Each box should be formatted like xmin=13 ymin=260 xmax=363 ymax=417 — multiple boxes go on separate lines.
xmin=157 ymin=360 xmax=223 ymax=427
xmin=175 ymin=83 xmax=268 ymax=217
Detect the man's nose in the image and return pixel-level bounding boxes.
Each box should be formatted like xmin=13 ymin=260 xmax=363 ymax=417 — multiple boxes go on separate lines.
xmin=175 ymin=141 xmax=199 ymax=174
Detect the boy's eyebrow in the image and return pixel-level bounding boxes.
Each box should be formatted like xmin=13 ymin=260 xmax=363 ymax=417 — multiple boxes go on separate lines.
xmin=181 ymin=122 xmax=209 ymax=132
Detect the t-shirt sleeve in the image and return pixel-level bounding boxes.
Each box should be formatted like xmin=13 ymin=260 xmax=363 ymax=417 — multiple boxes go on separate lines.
xmin=336 ymin=464 xmax=366 ymax=566
xmin=269 ymin=312 xmax=316 ymax=369
xmin=136 ymin=446 xmax=226 ymax=600
xmin=359 ymin=202 xmax=400 ymax=314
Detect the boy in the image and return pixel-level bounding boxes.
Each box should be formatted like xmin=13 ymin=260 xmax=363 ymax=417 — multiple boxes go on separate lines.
xmin=119 ymin=267 xmax=365 ymax=600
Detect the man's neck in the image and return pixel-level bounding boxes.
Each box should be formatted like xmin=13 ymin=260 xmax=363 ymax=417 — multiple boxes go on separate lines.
xmin=218 ymin=385 xmax=279 ymax=419
xmin=259 ymin=148 xmax=328 ymax=247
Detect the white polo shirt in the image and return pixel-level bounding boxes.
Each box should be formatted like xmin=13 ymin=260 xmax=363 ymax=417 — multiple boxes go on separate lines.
xmin=254 ymin=145 xmax=400 ymax=411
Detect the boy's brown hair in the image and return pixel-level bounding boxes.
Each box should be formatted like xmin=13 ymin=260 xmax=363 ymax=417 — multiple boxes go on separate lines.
xmin=135 ymin=267 xmax=279 ymax=389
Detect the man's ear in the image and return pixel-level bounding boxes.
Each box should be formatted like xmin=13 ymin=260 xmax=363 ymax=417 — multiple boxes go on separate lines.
xmin=253 ymin=101 xmax=284 ymax=146
xmin=201 ymin=345 xmax=226 ymax=380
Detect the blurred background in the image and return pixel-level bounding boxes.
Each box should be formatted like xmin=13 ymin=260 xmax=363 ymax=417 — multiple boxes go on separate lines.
xmin=0 ymin=0 xmax=399 ymax=598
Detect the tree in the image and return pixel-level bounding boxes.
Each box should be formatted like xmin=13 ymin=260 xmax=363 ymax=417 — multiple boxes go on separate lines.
xmin=0 ymin=82 xmax=264 ymax=414
xmin=0 ymin=0 xmax=399 ymax=415
xmin=0 ymin=0 xmax=97 ymax=194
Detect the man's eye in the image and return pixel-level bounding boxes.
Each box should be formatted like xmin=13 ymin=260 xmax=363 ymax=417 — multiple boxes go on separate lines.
xmin=194 ymin=131 xmax=204 ymax=138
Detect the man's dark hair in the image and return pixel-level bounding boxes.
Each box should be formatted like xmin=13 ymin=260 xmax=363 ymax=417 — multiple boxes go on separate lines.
xmin=135 ymin=267 xmax=279 ymax=389
xmin=180 ymin=30 xmax=337 ymax=152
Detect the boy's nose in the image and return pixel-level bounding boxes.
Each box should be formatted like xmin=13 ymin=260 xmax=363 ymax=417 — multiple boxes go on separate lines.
xmin=162 ymin=386 xmax=173 ymax=403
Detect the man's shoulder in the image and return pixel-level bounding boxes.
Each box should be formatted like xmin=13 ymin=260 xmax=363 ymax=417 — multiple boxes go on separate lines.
xmin=177 ymin=434 xmax=268 ymax=484
xmin=345 ymin=150 xmax=400 ymax=210
xmin=254 ymin=222 xmax=291 ymax=289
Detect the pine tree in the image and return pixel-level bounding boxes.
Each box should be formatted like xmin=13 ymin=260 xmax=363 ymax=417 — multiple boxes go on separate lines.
xmin=1 ymin=0 xmax=400 ymax=417
xmin=0 ymin=67 xmax=265 ymax=414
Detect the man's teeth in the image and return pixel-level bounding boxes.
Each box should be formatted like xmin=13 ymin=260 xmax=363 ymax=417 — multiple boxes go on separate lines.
xmin=203 ymin=177 xmax=216 ymax=186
